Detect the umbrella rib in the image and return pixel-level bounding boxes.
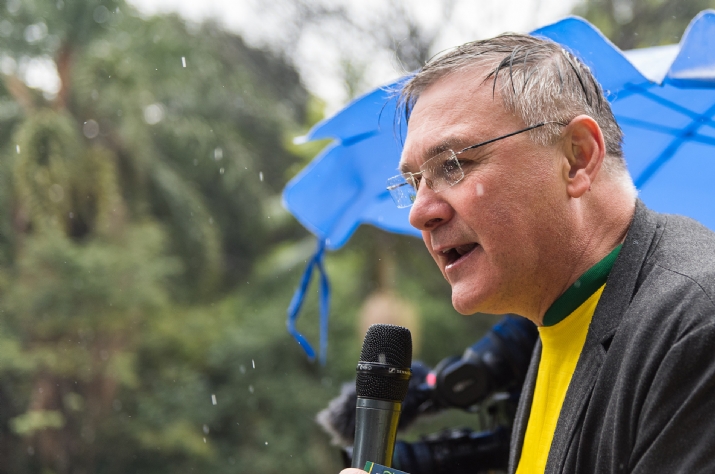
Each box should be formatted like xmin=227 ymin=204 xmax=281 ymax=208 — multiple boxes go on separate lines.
xmin=341 ymin=130 xmax=381 ymax=147
xmin=616 ymin=116 xmax=683 ymax=136
xmin=634 ymin=100 xmax=715 ymax=188
xmin=616 ymin=117 xmax=715 ymax=146
xmin=625 ymin=83 xmax=715 ymax=126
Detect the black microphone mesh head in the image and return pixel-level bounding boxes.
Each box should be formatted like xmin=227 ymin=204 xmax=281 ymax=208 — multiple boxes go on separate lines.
xmin=356 ymin=324 xmax=412 ymax=401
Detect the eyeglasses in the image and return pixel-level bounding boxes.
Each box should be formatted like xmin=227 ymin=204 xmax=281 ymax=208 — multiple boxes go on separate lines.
xmin=386 ymin=121 xmax=565 ymax=208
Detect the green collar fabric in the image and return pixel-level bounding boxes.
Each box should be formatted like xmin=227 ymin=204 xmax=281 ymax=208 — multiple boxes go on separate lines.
xmin=542 ymin=245 xmax=623 ymax=327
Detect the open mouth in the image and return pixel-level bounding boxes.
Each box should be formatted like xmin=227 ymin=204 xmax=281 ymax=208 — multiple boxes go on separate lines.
xmin=441 ymin=243 xmax=478 ymax=266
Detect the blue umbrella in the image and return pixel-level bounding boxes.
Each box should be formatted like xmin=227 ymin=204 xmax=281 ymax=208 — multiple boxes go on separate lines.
xmin=283 ymin=11 xmax=715 ymax=363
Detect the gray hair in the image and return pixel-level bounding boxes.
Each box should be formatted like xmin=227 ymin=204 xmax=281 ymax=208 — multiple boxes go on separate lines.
xmin=400 ymin=34 xmax=630 ymax=177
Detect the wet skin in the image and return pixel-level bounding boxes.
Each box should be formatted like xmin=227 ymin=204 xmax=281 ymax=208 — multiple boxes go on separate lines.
xmin=400 ymin=69 xmax=592 ymax=323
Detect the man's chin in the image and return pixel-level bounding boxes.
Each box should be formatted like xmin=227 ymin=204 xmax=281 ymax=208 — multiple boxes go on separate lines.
xmin=450 ymin=282 xmax=508 ymax=315
xmin=451 ymin=292 xmax=485 ymax=316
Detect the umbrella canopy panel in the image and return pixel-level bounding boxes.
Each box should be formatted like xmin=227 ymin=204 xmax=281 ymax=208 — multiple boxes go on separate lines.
xmin=283 ymin=83 xmax=416 ymax=250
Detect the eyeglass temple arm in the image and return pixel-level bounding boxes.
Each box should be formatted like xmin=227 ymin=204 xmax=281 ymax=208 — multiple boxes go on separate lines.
xmin=460 ymin=121 xmax=566 ymax=153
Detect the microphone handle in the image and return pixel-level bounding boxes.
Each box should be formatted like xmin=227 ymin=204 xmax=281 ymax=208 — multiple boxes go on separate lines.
xmin=352 ymin=398 xmax=402 ymax=469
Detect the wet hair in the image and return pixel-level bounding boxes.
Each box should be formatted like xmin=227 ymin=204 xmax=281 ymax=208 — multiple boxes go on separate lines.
xmin=399 ymin=34 xmax=630 ymax=177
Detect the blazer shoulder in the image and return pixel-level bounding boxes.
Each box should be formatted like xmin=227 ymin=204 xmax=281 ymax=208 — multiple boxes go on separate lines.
xmin=646 ymin=213 xmax=715 ymax=299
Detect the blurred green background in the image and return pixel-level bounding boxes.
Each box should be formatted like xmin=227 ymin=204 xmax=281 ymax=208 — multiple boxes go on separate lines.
xmin=0 ymin=0 xmax=709 ymax=472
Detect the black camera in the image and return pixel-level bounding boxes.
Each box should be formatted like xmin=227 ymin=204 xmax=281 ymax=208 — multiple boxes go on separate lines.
xmin=428 ymin=314 xmax=538 ymax=409
xmin=393 ymin=315 xmax=537 ymax=473
xmin=323 ymin=315 xmax=538 ymax=473
xmin=392 ymin=425 xmax=512 ymax=474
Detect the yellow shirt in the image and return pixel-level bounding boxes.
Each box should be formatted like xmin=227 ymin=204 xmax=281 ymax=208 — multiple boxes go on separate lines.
xmin=515 ymin=284 xmax=605 ymax=474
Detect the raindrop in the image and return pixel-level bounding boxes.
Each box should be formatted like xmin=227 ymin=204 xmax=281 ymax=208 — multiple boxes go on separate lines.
xmin=239 ymin=364 xmax=246 ymax=374
xmin=143 ymin=104 xmax=164 ymax=125
xmin=203 ymin=424 xmax=210 ymax=434
xmin=56 ymin=0 xmax=64 ymax=10
xmin=265 ymin=441 xmax=268 ymax=446
xmin=24 ymin=23 xmax=48 ymax=43
xmin=252 ymin=359 xmax=255 ymax=369
xmin=6 ymin=0 xmax=20 ymax=14
xmin=219 ymin=167 xmax=225 ymax=175
xmin=211 ymin=394 xmax=217 ymax=405
xmin=25 ymin=22 xmax=47 ymax=43
xmin=613 ymin=2 xmax=633 ymax=24
xmin=248 ymin=385 xmax=254 ymax=393
xmin=16 ymin=145 xmax=20 ymax=154
xmin=574 ymin=279 xmax=582 ymax=288
xmin=69 ymin=212 xmax=74 ymax=219
xmin=93 ymin=5 xmax=110 ymax=23
xmin=203 ymin=437 xmax=206 ymax=443
xmin=214 ymin=147 xmax=223 ymax=160
xmin=259 ymin=171 xmax=264 ymax=181
xmin=83 ymin=119 xmax=99 ymax=139
xmin=181 ymin=56 xmax=186 ymax=68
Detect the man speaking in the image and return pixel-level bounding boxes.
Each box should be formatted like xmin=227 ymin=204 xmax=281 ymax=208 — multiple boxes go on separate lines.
xmin=342 ymin=32 xmax=715 ymax=473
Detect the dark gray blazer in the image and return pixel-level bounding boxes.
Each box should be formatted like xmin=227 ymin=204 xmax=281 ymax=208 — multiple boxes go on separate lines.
xmin=508 ymin=201 xmax=715 ymax=474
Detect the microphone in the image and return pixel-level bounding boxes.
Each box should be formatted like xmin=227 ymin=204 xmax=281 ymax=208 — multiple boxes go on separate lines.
xmin=352 ymin=324 xmax=412 ymax=469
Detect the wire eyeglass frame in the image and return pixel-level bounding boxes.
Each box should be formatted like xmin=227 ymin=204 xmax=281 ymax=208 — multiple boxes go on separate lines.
xmin=387 ymin=121 xmax=566 ymax=208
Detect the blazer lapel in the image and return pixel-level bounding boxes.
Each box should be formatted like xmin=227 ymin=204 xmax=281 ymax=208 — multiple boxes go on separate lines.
xmin=508 ymin=340 xmax=542 ymax=473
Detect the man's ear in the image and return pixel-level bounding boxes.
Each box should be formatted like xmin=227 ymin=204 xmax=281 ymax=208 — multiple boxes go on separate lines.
xmin=561 ymin=115 xmax=606 ymax=198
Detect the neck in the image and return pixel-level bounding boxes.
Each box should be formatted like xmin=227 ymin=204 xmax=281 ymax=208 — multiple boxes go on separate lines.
xmin=532 ymin=179 xmax=635 ymax=326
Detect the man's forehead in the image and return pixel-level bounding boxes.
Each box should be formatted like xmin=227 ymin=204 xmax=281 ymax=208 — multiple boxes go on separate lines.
xmin=398 ymin=68 xmax=516 ymax=172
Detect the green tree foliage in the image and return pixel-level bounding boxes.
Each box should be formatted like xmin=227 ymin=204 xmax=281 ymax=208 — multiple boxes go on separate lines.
xmin=0 ymin=0 xmax=354 ymax=472
xmin=0 ymin=1 xmax=501 ymax=473
xmin=574 ymin=0 xmax=715 ymax=49
xmin=1 ymin=0 xmax=309 ymax=292
xmin=0 ymin=225 xmax=178 ymax=472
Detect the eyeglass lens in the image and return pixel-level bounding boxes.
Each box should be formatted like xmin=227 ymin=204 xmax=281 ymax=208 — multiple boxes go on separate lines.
xmin=387 ymin=151 xmax=464 ymax=208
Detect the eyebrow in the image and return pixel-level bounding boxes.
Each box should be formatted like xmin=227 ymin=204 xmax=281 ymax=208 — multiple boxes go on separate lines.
xmin=398 ymin=138 xmax=464 ymax=174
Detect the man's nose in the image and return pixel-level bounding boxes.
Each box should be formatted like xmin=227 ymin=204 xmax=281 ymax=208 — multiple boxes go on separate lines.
xmin=408 ymin=184 xmax=453 ymax=231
